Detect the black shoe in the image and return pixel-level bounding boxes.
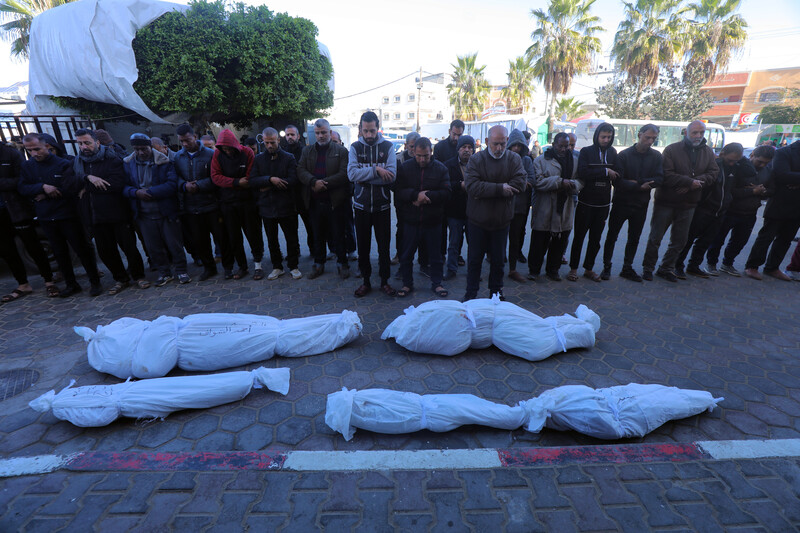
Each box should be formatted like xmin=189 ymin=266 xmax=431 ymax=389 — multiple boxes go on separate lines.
xmin=526 ymin=272 xmax=537 ymax=281
xmin=224 ymin=269 xmax=234 ymax=280
xmin=545 ymin=272 xmax=561 ymax=282
xmin=458 ymin=255 xmax=465 ymax=266
xmin=619 ymin=268 xmax=643 ymax=282
xmin=89 ymin=283 xmax=103 ymax=297
xmin=642 ymin=270 xmax=653 ymax=281
xmin=59 ymin=284 xmax=82 ymax=298
xmin=443 ymin=270 xmax=456 ymax=281
xmin=199 ymin=269 xmax=217 ymax=281
xmin=674 ymin=267 xmax=687 ymax=280
xmin=462 ymin=292 xmax=477 ymax=303
xmin=656 ymin=269 xmax=678 ymax=282
xmin=308 ymin=264 xmax=324 ymax=280
xmin=600 ymin=267 xmax=611 ymax=280
xmin=686 ymin=265 xmax=709 ymax=278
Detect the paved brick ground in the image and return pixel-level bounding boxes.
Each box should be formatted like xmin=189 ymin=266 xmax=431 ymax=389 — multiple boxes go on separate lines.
xmin=1 ymin=211 xmax=799 ymax=529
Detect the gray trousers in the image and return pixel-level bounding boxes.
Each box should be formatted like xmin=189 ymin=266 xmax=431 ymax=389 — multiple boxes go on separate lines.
xmin=642 ymin=204 xmax=695 ymax=273
xmin=137 ymin=216 xmax=187 ymax=277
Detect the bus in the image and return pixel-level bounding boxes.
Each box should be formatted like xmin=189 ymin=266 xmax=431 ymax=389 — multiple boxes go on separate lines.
xmin=574 ymin=118 xmax=726 ymax=153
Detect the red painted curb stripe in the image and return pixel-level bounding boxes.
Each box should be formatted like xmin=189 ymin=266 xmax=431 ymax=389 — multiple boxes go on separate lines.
xmin=66 ymin=451 xmax=287 ymax=472
xmin=498 ymin=442 xmax=708 ymax=467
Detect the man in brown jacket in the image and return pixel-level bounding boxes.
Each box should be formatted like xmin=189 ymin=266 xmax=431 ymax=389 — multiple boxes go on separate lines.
xmin=463 ymin=125 xmax=527 ymax=301
xmin=642 ymin=120 xmax=718 ymax=282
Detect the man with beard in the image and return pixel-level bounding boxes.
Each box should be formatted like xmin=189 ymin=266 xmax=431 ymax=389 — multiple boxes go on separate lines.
xmin=443 ymin=135 xmax=474 ymax=280
xmin=298 ymin=119 xmax=351 ymax=280
xmin=211 ymin=129 xmax=263 ymax=280
xmin=527 ymin=133 xmax=580 ymax=282
xmin=642 ymin=120 xmax=718 ymax=282
xmin=434 ymin=120 xmax=465 ymax=163
xmin=706 ymin=145 xmax=773 ymax=276
xmin=282 ymin=124 xmax=314 ymax=257
xmin=348 ymin=111 xmax=397 ymax=297
xmin=394 ymin=137 xmax=451 ymax=297
xmin=19 ymin=133 xmax=102 ymax=297
xmin=601 ymin=124 xmax=663 ymax=282
xmin=249 ymin=127 xmax=301 ymax=281
xmin=568 ymin=122 xmax=620 ymax=282
xmin=392 ymin=131 xmax=420 ymax=267
xmin=75 ymin=129 xmax=147 ymax=294
xmin=463 ymin=125 xmax=527 ymax=301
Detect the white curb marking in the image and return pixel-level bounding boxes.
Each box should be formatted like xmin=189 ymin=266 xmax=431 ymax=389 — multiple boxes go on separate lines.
xmin=0 ymin=454 xmax=69 ymax=478
xmin=283 ymin=449 xmax=503 ymax=471
xmin=697 ymin=438 xmax=800 ymax=460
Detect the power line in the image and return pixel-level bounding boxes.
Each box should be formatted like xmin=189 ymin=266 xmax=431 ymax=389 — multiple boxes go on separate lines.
xmin=334 ymin=71 xmax=442 ymax=101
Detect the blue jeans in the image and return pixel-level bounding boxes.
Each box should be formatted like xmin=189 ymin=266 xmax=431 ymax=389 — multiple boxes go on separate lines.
xmin=465 ymin=222 xmax=509 ymax=297
xmin=446 ymin=217 xmax=467 ymax=273
xmin=137 ymin=216 xmax=187 ymax=276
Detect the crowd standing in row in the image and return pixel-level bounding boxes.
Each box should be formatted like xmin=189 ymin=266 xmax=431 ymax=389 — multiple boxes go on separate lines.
xmin=0 ymin=114 xmax=798 ymax=304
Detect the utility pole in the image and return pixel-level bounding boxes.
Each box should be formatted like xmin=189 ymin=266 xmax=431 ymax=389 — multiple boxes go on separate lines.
xmin=416 ymin=66 xmax=422 ymax=132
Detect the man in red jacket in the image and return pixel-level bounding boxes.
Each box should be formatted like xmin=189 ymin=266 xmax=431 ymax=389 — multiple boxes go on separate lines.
xmin=210 ymin=129 xmax=264 ymax=280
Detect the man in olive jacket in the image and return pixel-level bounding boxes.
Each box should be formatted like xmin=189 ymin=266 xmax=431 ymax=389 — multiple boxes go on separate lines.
xmin=463 ymin=125 xmax=527 ymax=301
xmin=642 ymin=120 xmax=718 ymax=282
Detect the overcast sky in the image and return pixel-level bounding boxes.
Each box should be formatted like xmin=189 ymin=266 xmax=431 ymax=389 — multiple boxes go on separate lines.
xmin=2 ymin=0 xmax=798 ymax=102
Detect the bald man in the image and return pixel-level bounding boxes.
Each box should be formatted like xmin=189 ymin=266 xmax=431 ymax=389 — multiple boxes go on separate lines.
xmin=642 ymin=120 xmax=718 ymax=282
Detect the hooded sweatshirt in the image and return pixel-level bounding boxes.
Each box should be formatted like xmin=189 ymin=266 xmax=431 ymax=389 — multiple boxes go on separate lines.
xmin=576 ymin=123 xmax=619 ymax=206
xmin=508 ymin=129 xmax=535 ymax=215
xmin=348 ymin=133 xmax=396 ymax=213
xmin=211 ymin=129 xmax=255 ymax=205
xmin=698 ymin=156 xmax=754 ymax=218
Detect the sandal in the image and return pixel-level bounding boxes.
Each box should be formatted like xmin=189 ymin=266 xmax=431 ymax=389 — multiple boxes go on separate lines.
xmin=396 ymin=286 xmax=413 ymax=297
xmin=354 ymin=284 xmax=372 ymax=298
xmin=108 ymin=281 xmax=129 ymax=295
xmin=252 ymin=268 xmax=264 ymax=281
xmin=566 ymin=271 xmax=579 ymax=282
xmin=583 ymin=271 xmax=601 ymax=282
xmin=136 ymin=279 xmax=151 ymax=289
xmin=432 ymin=286 xmax=448 ymax=297
xmin=46 ymin=284 xmax=60 ymax=298
xmin=233 ymin=268 xmax=249 ymax=280
xmin=2 ymin=288 xmax=32 ymax=302
xmin=380 ymin=283 xmax=397 ymax=297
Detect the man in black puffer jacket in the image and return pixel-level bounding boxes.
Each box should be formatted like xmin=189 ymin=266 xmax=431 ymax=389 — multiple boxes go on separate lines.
xmin=75 ymin=129 xmax=146 ymax=294
xmin=19 ymin=133 xmax=102 ymax=298
xmin=249 ymin=127 xmax=301 ymax=282
xmin=394 ymin=137 xmax=451 ymax=297
xmin=676 ymin=143 xmax=749 ymax=278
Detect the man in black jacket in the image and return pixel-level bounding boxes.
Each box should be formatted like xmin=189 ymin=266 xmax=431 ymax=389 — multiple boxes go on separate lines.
xmin=568 ymin=122 xmax=619 ymax=282
xmin=75 ymin=129 xmax=146 ymax=294
xmin=443 ymin=135 xmax=474 ymax=280
xmin=0 ymin=141 xmax=57 ymax=299
xmin=249 ymin=127 xmax=301 ymax=281
xmin=602 ymin=124 xmax=663 ymax=282
xmin=433 ymin=120 xmax=465 ymax=164
xmin=677 ymin=143 xmax=748 ymax=278
xmin=706 ymin=145 xmax=774 ymax=276
xmin=282 ymin=124 xmax=313 ymax=256
xmin=744 ymin=139 xmax=800 ymax=280
xmin=19 ymin=133 xmax=102 ymax=297
xmin=394 ymin=137 xmax=451 ymax=297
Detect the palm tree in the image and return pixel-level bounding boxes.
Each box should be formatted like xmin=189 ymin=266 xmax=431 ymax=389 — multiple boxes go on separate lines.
xmin=685 ymin=0 xmax=748 ymax=81
xmin=0 ymin=0 xmax=74 ymax=60
xmin=555 ymin=97 xmax=586 ymax=121
xmin=611 ymin=0 xmax=689 ymax=114
xmin=503 ymin=55 xmax=536 ymax=115
xmin=527 ymin=0 xmax=603 ymax=131
xmin=447 ymin=53 xmax=491 ymax=122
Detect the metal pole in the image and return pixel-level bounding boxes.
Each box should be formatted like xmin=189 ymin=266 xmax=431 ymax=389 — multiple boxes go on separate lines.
xmin=416 ymin=67 xmax=422 ymax=132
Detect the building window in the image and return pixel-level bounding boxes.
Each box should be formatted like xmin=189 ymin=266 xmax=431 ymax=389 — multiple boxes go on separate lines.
xmin=436 ymin=112 xmax=443 ymax=120
xmin=758 ymin=88 xmax=785 ymax=103
xmin=393 ymin=113 xmax=401 ymax=120
xmin=393 ymin=95 xmax=401 ymax=103
xmin=382 ymin=96 xmax=389 ymax=104
xmin=383 ymin=113 xmax=389 ymax=121
xmin=408 ymin=93 xmax=415 ymax=102
xmin=407 ymin=112 xmax=415 ymax=119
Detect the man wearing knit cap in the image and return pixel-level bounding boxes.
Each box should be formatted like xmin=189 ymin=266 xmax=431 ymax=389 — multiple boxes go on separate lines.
xmin=443 ymin=134 xmax=474 ymax=280
xmin=123 ymin=133 xmax=189 ymax=287
xmin=463 ymin=125 xmax=527 ymax=301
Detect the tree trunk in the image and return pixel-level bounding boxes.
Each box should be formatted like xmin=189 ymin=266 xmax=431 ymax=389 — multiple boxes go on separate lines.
xmin=547 ymin=94 xmax=557 ymax=142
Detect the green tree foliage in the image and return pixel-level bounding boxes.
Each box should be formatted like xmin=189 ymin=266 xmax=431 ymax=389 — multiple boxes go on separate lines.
xmin=685 ymin=0 xmax=748 ymax=81
xmin=555 ymin=96 xmax=586 ymax=121
xmin=0 ymin=0 xmax=74 ymax=60
xmin=594 ymin=76 xmax=647 ymax=120
xmin=447 ymin=53 xmax=491 ymax=121
xmin=644 ymin=64 xmax=713 ymax=121
xmin=56 ymin=0 xmax=333 ymax=127
xmin=503 ymin=55 xmax=536 ymax=114
xmin=759 ymin=104 xmax=800 ymax=125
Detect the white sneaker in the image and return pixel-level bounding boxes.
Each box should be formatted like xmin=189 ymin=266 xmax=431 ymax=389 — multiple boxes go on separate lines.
xmin=788 ymin=270 xmax=800 ymax=281
xmin=267 ymin=268 xmax=285 ymax=281
xmin=290 ymin=268 xmax=302 ymax=280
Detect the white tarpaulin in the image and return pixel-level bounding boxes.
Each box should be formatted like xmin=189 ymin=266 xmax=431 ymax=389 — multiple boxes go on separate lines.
xmin=75 ymin=311 xmax=362 ymax=379
xmin=27 ymin=0 xmax=188 ymax=122
xmin=381 ymin=297 xmax=601 ymax=360
xmin=29 ymin=367 xmax=290 ymax=427
xmin=325 ymin=384 xmax=723 ymax=441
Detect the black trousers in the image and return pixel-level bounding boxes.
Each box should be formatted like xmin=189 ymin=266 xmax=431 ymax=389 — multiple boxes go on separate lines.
xmin=529 ymin=230 xmax=570 ymax=277
xmin=0 ymin=208 xmax=28 ymax=284
xmin=4 ymin=214 xmax=53 ymax=282
xmin=603 ymin=203 xmax=647 ymax=270
xmin=263 ymin=215 xmax=300 ymax=270
xmin=355 ymin=209 xmax=391 ymax=286
xmin=466 ymin=221 xmax=508 ymax=297
xmin=400 ymin=222 xmax=443 ymax=290
xmin=93 ymin=221 xmax=145 ymax=282
xmin=677 ymin=209 xmax=724 ymax=269
xmin=569 ymin=203 xmax=610 ymax=271
xmin=221 ymin=202 xmax=263 ymax=269
xmin=508 ymin=212 xmax=529 ymax=271
xmin=706 ymin=213 xmax=757 ymax=267
xmin=309 ymin=200 xmax=349 ymax=267
xmin=745 ymin=217 xmax=800 ymax=272
xmin=184 ymin=210 xmax=231 ymax=271
xmin=40 ymin=218 xmax=100 ymax=287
